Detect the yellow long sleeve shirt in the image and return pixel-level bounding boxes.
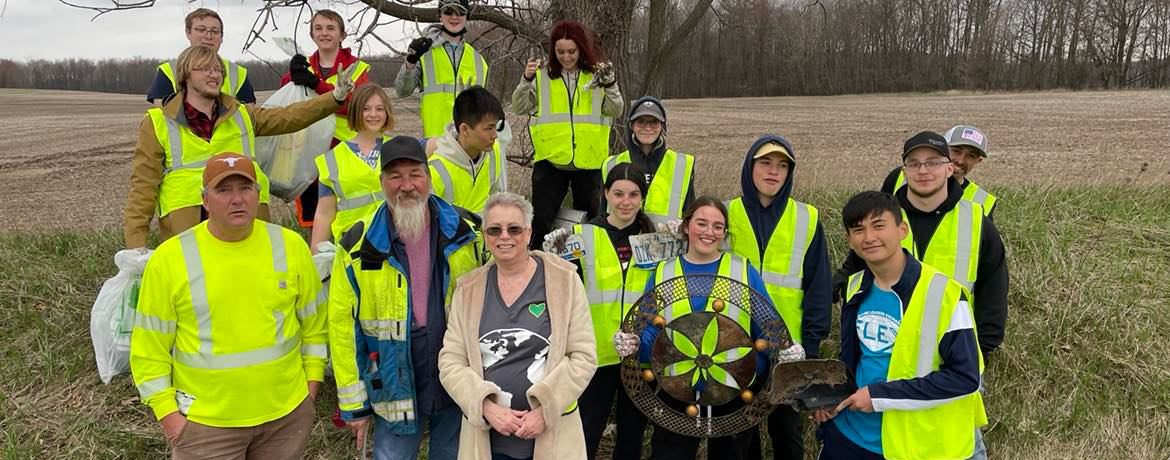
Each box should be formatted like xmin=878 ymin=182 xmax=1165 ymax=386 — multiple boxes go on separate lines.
xmin=130 ymin=220 xmax=327 ymax=427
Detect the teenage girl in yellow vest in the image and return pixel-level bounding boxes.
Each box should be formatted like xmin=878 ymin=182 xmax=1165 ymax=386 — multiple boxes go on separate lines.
xmin=602 ymin=96 xmax=696 ymax=223
xmin=310 ymin=84 xmax=395 ymax=251
xmin=545 ymin=163 xmax=656 ymax=459
xmin=512 ymin=20 xmax=625 ymax=249
xmin=283 ymin=9 xmax=372 ymax=229
xmin=613 ymin=197 xmax=786 ymax=460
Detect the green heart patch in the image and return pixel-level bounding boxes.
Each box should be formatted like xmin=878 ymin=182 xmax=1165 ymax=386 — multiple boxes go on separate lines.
xmin=528 ymin=302 xmax=547 ymax=318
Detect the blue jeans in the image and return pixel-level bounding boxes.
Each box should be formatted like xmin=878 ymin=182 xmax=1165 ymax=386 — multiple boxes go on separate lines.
xmin=373 ymin=406 xmax=462 ymax=460
xmin=968 ymin=429 xmax=987 ymax=460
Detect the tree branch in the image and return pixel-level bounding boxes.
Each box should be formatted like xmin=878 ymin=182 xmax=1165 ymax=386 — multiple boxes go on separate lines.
xmin=638 ymin=0 xmax=714 ymax=95
xmin=57 ymin=0 xmax=156 ymax=20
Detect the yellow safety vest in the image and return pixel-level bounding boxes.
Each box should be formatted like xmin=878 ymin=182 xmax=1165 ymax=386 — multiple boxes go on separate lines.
xmin=429 ymin=142 xmax=504 ymax=215
xmin=312 ymin=60 xmax=371 ymax=142
xmin=725 ymin=197 xmax=818 ymax=344
xmin=314 ymin=137 xmax=389 ymax=240
xmin=602 ymin=149 xmax=695 ymax=222
xmin=845 ymin=265 xmax=987 ymax=460
xmin=574 ymin=223 xmax=654 ymax=367
xmin=159 ymin=58 xmax=247 ymax=99
xmin=893 ymin=171 xmax=997 ymax=216
xmin=418 ymin=43 xmax=488 ymax=138
xmin=529 ymin=68 xmax=611 ymax=169
xmin=147 ymin=106 xmax=271 ymax=218
xmin=901 ymin=201 xmax=983 ymax=292
xmin=131 ymin=221 xmax=327 ymax=426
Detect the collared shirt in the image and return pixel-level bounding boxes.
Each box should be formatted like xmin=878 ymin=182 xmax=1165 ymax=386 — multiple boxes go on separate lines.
xmin=182 ymin=98 xmax=219 ymax=141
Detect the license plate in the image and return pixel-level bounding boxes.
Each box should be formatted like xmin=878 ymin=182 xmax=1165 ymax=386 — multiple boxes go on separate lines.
xmin=556 ymin=234 xmax=586 ymax=261
xmin=630 ymin=232 xmax=686 ymax=268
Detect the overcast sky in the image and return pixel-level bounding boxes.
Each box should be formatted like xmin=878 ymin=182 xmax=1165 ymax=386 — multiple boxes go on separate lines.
xmin=0 ymin=1 xmax=413 ymax=63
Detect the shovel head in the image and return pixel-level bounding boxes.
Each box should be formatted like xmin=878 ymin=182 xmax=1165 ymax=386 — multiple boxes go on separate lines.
xmin=768 ymin=359 xmax=854 ymax=411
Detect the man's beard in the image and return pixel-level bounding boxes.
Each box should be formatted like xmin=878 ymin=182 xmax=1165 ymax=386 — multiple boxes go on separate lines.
xmin=908 ymin=180 xmax=946 ymax=200
xmin=389 ymin=191 xmax=428 ymax=241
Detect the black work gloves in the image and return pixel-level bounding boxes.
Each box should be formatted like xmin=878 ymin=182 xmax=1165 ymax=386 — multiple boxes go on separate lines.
xmin=289 ymin=54 xmax=320 ymax=88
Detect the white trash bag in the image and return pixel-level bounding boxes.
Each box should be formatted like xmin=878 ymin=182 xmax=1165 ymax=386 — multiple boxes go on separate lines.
xmin=91 ymin=249 xmax=153 ymax=384
xmin=254 ymin=83 xmax=335 ymax=201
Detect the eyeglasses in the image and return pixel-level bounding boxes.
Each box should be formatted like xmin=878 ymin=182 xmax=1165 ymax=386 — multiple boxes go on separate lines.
xmin=692 ymin=221 xmax=727 ymax=235
xmin=192 ymin=67 xmax=225 ymax=75
xmin=191 ymin=26 xmax=223 ymax=37
xmin=440 ymin=6 xmax=467 ymax=17
xmin=633 ymin=119 xmax=662 ymax=128
xmin=904 ymin=159 xmax=951 ymax=170
xmin=484 ymin=225 xmax=525 ymax=237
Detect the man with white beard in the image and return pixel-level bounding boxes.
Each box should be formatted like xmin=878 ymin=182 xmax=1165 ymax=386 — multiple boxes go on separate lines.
xmin=327 ymin=136 xmax=485 ymax=460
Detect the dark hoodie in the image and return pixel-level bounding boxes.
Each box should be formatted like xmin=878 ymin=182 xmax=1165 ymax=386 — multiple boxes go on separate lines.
xmin=621 ymin=96 xmax=696 ymax=211
xmin=836 ymin=172 xmax=1009 ymax=361
xmin=738 ymin=136 xmax=833 ymax=358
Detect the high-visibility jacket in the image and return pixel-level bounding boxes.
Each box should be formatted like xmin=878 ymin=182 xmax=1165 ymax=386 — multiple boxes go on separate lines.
xmin=158 ymin=58 xmax=247 ymax=99
xmin=844 ymin=264 xmax=987 ymax=460
xmin=329 ymin=197 xmax=483 ymax=434
xmin=726 ymin=197 xmax=818 ymax=344
xmin=901 ymin=201 xmax=984 ymax=292
xmin=429 ymin=142 xmax=504 ymax=215
xmin=573 ymin=223 xmax=654 ymax=366
xmin=602 ymin=149 xmax=695 ymax=222
xmin=893 ymin=171 xmax=997 ymax=216
xmin=314 ymin=137 xmax=389 ymax=240
xmin=418 ymin=43 xmax=488 ymax=138
xmin=313 ymin=60 xmax=371 ymax=141
xmin=146 ymin=106 xmax=270 ymax=217
xmin=130 ymin=221 xmax=328 ymax=427
xmin=529 ymin=68 xmax=612 ymax=169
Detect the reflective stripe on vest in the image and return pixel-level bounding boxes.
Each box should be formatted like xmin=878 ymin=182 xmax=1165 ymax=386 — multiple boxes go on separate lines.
xmin=174 ymin=224 xmax=295 ymax=369
xmin=901 ymin=200 xmax=982 ymax=291
xmin=603 ymin=150 xmax=694 ymax=222
xmin=577 ymin=224 xmax=627 ymax=305
xmin=315 ymin=140 xmax=386 ymax=239
xmin=655 ymin=254 xmax=752 ymax=329
xmin=419 ymin=43 xmax=489 ymax=137
xmin=726 ymin=198 xmax=817 ymax=342
xmin=160 ymin=110 xmax=252 ymax=172
xmin=529 ymin=68 xmax=611 ymax=169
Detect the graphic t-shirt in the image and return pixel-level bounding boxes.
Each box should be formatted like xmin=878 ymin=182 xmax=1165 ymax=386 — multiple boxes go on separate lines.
xmin=835 ymin=285 xmax=902 ymax=455
xmin=479 ymin=257 xmax=550 ymax=458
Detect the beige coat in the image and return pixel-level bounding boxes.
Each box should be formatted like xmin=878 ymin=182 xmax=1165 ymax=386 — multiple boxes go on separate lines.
xmin=438 ymin=251 xmax=597 ymax=460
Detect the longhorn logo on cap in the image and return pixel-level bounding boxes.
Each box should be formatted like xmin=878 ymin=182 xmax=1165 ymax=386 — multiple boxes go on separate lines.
xmin=217 ymin=157 xmax=242 ymax=167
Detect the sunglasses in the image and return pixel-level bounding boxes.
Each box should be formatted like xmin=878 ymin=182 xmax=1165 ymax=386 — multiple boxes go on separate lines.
xmin=484 ymin=225 xmax=526 ymax=237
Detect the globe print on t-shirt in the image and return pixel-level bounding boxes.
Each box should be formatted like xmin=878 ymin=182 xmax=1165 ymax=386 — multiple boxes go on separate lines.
xmin=479 ymin=327 xmax=550 ymax=408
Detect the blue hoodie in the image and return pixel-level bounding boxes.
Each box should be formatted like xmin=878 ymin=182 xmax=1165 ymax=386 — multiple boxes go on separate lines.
xmin=738 ymin=135 xmax=833 ymax=358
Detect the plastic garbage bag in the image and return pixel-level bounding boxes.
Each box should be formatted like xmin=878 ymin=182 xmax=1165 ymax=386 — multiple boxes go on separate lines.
xmin=254 ymin=83 xmax=335 ymax=201
xmin=91 ymin=249 xmax=153 ymax=384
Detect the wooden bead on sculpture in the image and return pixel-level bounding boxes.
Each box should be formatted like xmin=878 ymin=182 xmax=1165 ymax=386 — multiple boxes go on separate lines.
xmin=686 ymin=404 xmax=700 ymax=417
xmin=712 ymin=299 xmax=726 ymax=313
xmin=653 ymin=315 xmax=667 ymax=328
xmin=642 ymin=369 xmax=655 ymax=382
xmin=754 ymin=339 xmax=769 ymax=352
xmin=741 ymin=389 xmax=754 ymax=403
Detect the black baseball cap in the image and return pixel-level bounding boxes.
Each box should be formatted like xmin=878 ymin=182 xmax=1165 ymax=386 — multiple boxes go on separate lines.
xmin=902 ymin=131 xmax=949 ymax=159
xmin=379 ymin=136 xmax=428 ymax=171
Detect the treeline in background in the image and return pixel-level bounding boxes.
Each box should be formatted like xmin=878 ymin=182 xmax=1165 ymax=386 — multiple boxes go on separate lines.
xmin=4 ymin=0 xmax=1170 ymax=97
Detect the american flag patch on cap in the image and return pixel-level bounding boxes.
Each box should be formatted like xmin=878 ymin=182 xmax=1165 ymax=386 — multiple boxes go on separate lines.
xmin=962 ymin=128 xmax=984 ymax=144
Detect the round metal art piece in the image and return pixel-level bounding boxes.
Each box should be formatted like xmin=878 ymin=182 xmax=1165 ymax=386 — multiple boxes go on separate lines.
xmin=621 ymin=274 xmax=793 ymax=438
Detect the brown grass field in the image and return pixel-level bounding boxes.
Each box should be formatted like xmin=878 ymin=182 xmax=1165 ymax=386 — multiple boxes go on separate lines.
xmin=0 ymin=88 xmax=1167 ymax=232
xmin=2 ymin=88 xmax=1170 ymax=459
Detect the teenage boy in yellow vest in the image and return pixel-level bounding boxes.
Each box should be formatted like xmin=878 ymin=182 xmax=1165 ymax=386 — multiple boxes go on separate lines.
xmin=724 ymin=136 xmax=832 ymax=460
xmin=814 ymin=190 xmax=985 ymax=460
xmin=396 ymin=0 xmax=489 ymax=138
xmin=835 ymin=131 xmax=1008 ymax=364
xmin=147 ymin=8 xmax=255 ymax=107
xmin=427 ymin=86 xmax=508 ymax=214
xmin=130 ymin=153 xmax=326 ymax=459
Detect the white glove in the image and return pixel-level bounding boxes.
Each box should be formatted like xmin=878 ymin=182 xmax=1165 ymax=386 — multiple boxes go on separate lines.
xmin=776 ymin=343 xmax=806 ymax=363
xmin=332 ymin=63 xmax=357 ymax=102
xmin=613 ymin=331 xmax=639 ymax=358
xmin=542 ymin=227 xmax=572 ymax=253
xmin=655 ymin=219 xmax=682 ymax=236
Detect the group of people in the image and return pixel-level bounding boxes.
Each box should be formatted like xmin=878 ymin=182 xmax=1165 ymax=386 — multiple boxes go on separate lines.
xmin=123 ymin=3 xmax=1008 ymax=460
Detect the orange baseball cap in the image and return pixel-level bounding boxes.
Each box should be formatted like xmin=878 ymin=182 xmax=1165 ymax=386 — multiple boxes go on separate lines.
xmin=202 ymin=153 xmax=257 ymax=188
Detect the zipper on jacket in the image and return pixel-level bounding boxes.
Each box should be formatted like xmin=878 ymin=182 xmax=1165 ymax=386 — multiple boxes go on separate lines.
xmin=562 ymin=76 xmax=578 ymax=166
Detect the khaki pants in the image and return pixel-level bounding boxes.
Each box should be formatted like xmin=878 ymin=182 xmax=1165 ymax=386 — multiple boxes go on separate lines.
xmin=171 ymin=397 xmax=313 ymax=460
xmin=159 ymin=204 xmax=272 ymax=242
